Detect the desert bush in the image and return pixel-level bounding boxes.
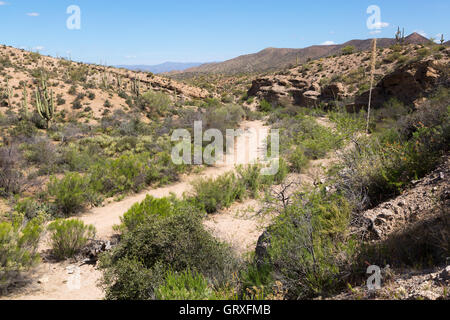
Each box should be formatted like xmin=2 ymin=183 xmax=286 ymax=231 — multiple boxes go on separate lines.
xmin=203 ymin=104 xmax=245 ymax=136
xmin=259 ymin=99 xmax=272 ymax=112
xmin=0 ymin=145 xmax=25 ymax=196
xmin=137 ymin=90 xmax=171 ymax=116
xmin=100 ymin=208 xmax=240 ymax=300
xmin=192 ymin=172 xmax=245 ymax=214
xmin=155 ymin=269 xmax=216 ymax=300
xmin=274 ymin=115 xmax=343 ymax=160
xmin=14 ymin=198 xmax=54 ymax=220
xmin=21 ymin=136 xmax=58 ymax=175
xmin=337 ymin=91 xmax=449 ymax=211
xmin=48 ymin=172 xmax=89 ymax=215
xmin=341 ymin=45 xmax=355 ymax=55
xmin=260 ymin=190 xmax=356 ymax=299
xmin=236 ymin=164 xmax=264 ymax=198
xmin=0 ymin=214 xmax=43 ymax=293
xmin=119 ymin=195 xmax=178 ymax=232
xmin=47 ymin=219 xmax=96 ymax=260
xmin=9 ymin=119 xmax=39 ymax=138
xmin=288 ymin=147 xmax=309 ymax=173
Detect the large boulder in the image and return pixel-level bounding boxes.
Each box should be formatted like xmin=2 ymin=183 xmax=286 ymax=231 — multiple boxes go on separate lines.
xmin=255 ymin=231 xmax=271 ymax=267
xmin=248 ymin=76 xmax=311 ymax=105
xmin=294 ymin=90 xmax=321 ymax=107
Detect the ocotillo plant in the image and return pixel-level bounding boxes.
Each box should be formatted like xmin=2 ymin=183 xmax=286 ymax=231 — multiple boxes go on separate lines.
xmin=366 ymin=38 xmax=377 ymax=134
xmin=35 ymin=76 xmax=55 ymax=129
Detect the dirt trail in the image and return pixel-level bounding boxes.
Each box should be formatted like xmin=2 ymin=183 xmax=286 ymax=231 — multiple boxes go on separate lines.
xmin=204 ymin=117 xmax=339 ymax=255
xmin=80 ymin=120 xmax=269 ymax=239
xmin=4 ymin=120 xmax=269 ymax=300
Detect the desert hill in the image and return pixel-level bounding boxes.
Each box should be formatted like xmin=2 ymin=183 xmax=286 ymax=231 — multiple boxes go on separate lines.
xmin=0 ymin=45 xmax=209 ymax=124
xmin=173 ymin=33 xmax=431 ymax=76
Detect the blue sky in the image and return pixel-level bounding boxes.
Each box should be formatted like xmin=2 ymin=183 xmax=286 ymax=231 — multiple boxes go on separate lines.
xmin=0 ymin=0 xmax=448 ymax=65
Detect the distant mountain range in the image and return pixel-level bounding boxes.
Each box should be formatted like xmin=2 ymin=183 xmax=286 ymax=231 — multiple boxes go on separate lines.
xmin=172 ymin=32 xmax=432 ymax=76
xmin=116 ymin=62 xmax=205 ymax=74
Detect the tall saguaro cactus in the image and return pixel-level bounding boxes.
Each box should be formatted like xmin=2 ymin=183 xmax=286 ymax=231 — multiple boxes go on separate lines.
xmin=35 ymin=76 xmax=55 ymax=129
xmin=132 ymin=76 xmax=141 ymax=97
xmin=5 ymin=79 xmax=12 ymax=107
xmin=116 ymin=74 xmax=122 ymax=89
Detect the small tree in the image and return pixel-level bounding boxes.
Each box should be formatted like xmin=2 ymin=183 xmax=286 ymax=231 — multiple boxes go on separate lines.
xmin=341 ymin=45 xmax=355 ymax=55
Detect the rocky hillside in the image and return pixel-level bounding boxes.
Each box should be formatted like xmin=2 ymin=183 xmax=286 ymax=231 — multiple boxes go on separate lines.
xmin=247 ymin=43 xmax=450 ymax=111
xmin=174 ymin=33 xmax=430 ymax=76
xmin=0 ymin=45 xmax=209 ymax=123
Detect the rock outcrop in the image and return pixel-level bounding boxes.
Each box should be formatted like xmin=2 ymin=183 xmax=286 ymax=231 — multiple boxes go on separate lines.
xmin=359 ymin=155 xmax=449 ymax=241
xmin=355 ymin=60 xmax=449 ymax=109
xmin=248 ymin=55 xmax=449 ymax=111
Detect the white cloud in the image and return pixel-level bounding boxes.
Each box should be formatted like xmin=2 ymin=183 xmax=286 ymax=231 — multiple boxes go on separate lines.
xmin=329 ymin=30 xmax=336 ymax=35
xmin=125 ymin=55 xmax=137 ymax=59
xmin=370 ymin=30 xmax=382 ymax=35
xmin=321 ymin=41 xmax=336 ymax=46
xmin=27 ymin=12 xmax=40 ymax=17
xmin=0 ymin=2 xmax=8 ymax=6
xmin=34 ymin=46 xmax=44 ymax=51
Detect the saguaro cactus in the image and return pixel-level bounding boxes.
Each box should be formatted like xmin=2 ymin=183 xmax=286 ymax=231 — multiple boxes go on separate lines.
xmin=35 ymin=76 xmax=55 ymax=129
xmin=395 ymin=27 xmax=401 ymax=44
xmin=441 ymin=34 xmax=445 ymax=45
xmin=5 ymin=79 xmax=12 ymax=107
xmin=101 ymin=70 xmax=109 ymax=89
xmin=132 ymin=76 xmax=141 ymax=97
xmin=116 ymin=74 xmax=122 ymax=89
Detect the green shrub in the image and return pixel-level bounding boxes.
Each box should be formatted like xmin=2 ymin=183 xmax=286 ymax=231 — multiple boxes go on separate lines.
xmin=341 ymin=46 xmax=355 ymax=55
xmin=14 ymin=198 xmax=53 ymax=220
xmin=259 ymin=100 xmax=272 ymax=112
xmin=288 ymin=147 xmax=309 ymax=173
xmin=0 ymin=214 xmax=43 ymax=293
xmin=236 ymin=165 xmax=263 ymax=198
xmin=119 ymin=195 xmax=179 ymax=232
xmin=138 ymin=91 xmax=171 ymax=116
xmin=156 ymin=269 xmax=215 ymax=300
xmin=47 ymin=219 xmax=96 ymax=260
xmin=337 ymin=90 xmax=449 ymax=210
xmin=192 ymin=172 xmax=245 ymax=214
xmin=100 ymin=209 xmax=240 ymax=300
xmin=263 ymin=191 xmax=356 ymax=299
xmin=48 ymin=172 xmax=89 ymax=216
